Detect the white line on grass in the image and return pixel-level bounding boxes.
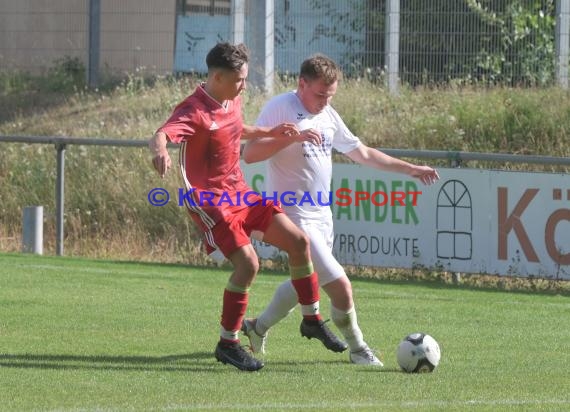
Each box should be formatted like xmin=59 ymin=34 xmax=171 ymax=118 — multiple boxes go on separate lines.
xmin=156 ymin=398 xmax=570 ymax=411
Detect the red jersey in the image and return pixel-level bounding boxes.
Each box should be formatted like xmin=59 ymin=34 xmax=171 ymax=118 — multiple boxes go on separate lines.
xmin=157 ymin=85 xmax=252 ymax=230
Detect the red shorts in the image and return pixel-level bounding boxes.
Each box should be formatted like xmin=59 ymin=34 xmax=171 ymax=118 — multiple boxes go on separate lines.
xmin=202 ymin=198 xmax=282 ymax=258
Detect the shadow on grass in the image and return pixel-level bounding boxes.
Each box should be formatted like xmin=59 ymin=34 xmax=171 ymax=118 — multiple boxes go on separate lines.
xmin=0 ymin=352 xmax=222 ymax=373
xmin=0 ymin=353 xmax=354 ymax=373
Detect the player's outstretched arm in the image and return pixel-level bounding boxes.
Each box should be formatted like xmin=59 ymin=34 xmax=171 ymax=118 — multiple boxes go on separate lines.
xmin=243 ymin=127 xmax=322 ymax=163
xmin=346 ymin=144 xmax=439 ymax=185
xmin=149 ymin=131 xmax=172 ymax=178
xmin=407 ymin=164 xmax=440 ymax=185
xmin=242 ymin=136 xmax=286 ymax=163
xmin=241 ymin=123 xmax=299 ymax=163
xmin=241 ymin=123 xmax=299 ymax=140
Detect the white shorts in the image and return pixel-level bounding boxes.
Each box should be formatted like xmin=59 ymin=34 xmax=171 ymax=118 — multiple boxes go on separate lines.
xmin=295 ymin=218 xmax=346 ymax=287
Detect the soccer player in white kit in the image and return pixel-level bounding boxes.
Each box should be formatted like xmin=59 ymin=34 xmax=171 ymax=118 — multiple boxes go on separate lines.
xmin=241 ymin=54 xmax=440 ymax=365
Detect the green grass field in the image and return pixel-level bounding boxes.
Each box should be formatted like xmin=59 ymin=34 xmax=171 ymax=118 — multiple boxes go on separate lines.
xmin=1 ymin=253 xmax=569 ymax=411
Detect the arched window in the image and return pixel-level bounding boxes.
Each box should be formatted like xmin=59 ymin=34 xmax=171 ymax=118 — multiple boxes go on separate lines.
xmin=436 ymin=179 xmax=472 ymax=260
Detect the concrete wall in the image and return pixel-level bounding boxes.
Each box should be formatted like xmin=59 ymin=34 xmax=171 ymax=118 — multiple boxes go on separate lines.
xmin=100 ymin=1 xmax=176 ymax=74
xmin=0 ymin=0 xmax=176 ymax=74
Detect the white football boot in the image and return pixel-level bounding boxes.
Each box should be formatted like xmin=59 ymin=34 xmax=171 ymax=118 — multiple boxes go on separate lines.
xmin=349 ymin=345 xmax=384 ymax=366
xmin=241 ymin=318 xmax=267 ymax=354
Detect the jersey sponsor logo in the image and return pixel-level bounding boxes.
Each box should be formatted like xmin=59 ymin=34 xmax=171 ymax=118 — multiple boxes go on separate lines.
xmin=302 ymin=131 xmax=332 ymax=158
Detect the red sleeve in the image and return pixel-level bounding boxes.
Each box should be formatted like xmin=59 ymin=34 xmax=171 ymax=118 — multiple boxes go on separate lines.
xmin=157 ymin=100 xmax=198 ymax=144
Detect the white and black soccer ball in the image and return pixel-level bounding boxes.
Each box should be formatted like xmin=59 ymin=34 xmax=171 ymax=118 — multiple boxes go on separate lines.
xmin=397 ymin=332 xmax=441 ymax=373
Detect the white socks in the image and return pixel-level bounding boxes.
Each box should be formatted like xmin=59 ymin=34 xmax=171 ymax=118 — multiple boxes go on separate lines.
xmin=331 ymin=305 xmax=366 ymax=352
xmin=256 ymin=279 xmax=298 ymax=335
xmin=255 ymin=280 xmax=367 ymax=353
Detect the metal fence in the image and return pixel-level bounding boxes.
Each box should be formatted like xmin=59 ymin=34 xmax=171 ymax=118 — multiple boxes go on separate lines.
xmin=0 ymin=0 xmax=568 ymax=90
xmin=398 ymin=0 xmax=568 ymax=86
xmin=2 ymin=134 xmax=570 ymax=257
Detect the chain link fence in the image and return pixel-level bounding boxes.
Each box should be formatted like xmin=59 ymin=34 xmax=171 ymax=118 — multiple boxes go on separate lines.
xmin=0 ymin=0 xmax=568 ymax=88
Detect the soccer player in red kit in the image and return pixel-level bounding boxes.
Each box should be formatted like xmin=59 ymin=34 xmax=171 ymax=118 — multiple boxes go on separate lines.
xmin=149 ymin=43 xmax=346 ymax=371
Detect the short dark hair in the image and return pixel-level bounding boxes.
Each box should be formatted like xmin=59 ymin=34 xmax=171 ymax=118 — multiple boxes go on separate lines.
xmin=206 ymin=42 xmax=250 ymax=72
xmin=300 ymin=54 xmax=342 ymax=85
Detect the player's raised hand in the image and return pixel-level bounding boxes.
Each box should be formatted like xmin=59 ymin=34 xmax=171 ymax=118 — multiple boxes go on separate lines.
xmin=296 ymin=128 xmax=322 ymax=146
xmin=410 ymin=166 xmax=440 ymax=185
xmin=270 ymin=123 xmax=300 ymax=138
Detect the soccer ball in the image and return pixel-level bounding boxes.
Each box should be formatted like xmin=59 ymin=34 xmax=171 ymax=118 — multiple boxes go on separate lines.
xmin=397 ymin=332 xmax=441 ymax=373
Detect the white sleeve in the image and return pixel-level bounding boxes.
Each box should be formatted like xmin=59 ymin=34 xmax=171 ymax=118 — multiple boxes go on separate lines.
xmin=329 ymin=107 xmax=362 ymax=153
xmin=255 ymin=94 xmax=288 ymax=128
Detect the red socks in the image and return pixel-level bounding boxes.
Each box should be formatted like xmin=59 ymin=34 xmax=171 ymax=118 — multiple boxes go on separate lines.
xmin=220 ymin=289 xmax=248 ymax=344
xmin=291 ymin=272 xmax=322 ymax=322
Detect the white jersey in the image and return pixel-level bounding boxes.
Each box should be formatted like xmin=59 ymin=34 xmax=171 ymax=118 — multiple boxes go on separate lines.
xmin=256 ymin=91 xmax=361 ymax=222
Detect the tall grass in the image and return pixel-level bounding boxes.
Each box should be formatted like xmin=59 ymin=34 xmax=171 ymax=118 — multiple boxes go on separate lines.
xmin=1 ymin=69 xmax=569 ymax=266
xmin=332 ymin=81 xmax=570 ymax=158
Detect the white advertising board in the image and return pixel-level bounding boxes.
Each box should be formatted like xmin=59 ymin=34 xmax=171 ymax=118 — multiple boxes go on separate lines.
xmin=241 ymin=163 xmax=570 ymax=279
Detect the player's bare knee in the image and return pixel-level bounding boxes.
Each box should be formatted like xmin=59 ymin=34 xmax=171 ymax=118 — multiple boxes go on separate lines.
xmin=242 ymin=254 xmax=260 ymax=277
xmin=324 ymin=277 xmax=354 ymax=310
xmin=232 ymin=258 xmax=259 ymax=287
xmin=341 ymin=276 xmax=353 ymax=295
xmin=293 ymin=231 xmax=310 ymax=255
xmin=229 ymin=246 xmax=260 ymax=279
